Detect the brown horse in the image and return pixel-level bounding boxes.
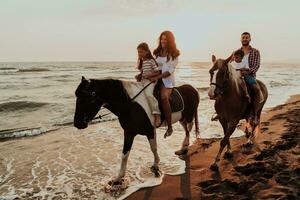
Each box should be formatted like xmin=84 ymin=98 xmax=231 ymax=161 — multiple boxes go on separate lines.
xmin=74 ymin=77 xmax=199 ymax=182
xmin=208 ymin=57 xmax=268 ymax=171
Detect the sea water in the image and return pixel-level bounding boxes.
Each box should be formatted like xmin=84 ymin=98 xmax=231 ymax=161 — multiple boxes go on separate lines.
xmin=0 ymin=61 xmax=299 ymax=199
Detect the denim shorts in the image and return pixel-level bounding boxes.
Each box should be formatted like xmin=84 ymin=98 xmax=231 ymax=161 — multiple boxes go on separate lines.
xmin=244 ymin=75 xmax=257 ymax=85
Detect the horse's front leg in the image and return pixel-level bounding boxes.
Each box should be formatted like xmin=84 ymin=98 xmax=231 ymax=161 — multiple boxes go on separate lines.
xmin=114 ymin=134 xmax=134 ymax=182
xmin=211 ymin=121 xmax=237 ymax=171
xmin=220 ymin=118 xmax=232 ymax=159
xmin=224 ymin=140 xmax=233 ymax=159
xmin=243 ymin=117 xmax=259 ymax=147
xmin=147 ymin=130 xmax=160 ymax=177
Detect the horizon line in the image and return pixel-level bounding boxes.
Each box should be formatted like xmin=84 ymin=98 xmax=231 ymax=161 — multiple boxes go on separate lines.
xmin=1 ymin=59 xmax=300 ymax=64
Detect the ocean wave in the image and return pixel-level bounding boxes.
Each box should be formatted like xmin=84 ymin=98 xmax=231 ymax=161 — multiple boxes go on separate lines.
xmin=41 ymin=74 xmax=73 ymax=80
xmin=0 ymin=127 xmax=56 ymax=141
xmin=0 ymin=67 xmax=17 ymax=70
xmin=269 ymin=80 xmax=290 ymax=87
xmin=0 ymin=115 xmax=118 ymax=141
xmin=55 ymin=79 xmax=73 ymax=83
xmin=0 ymin=101 xmax=49 ymax=112
xmin=84 ymin=66 xmax=98 ymax=69
xmin=18 ymin=68 xmax=51 ymax=72
xmin=197 ymin=87 xmax=209 ymax=92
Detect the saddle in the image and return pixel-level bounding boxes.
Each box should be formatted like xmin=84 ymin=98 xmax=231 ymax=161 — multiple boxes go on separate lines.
xmin=153 ymin=80 xmax=184 ymax=114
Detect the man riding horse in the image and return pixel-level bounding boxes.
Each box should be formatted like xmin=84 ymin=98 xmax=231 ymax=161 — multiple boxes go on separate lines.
xmin=235 ymin=32 xmax=264 ymax=124
xmin=212 ymin=32 xmax=264 ymax=125
xmin=208 ymin=32 xmax=268 ymax=170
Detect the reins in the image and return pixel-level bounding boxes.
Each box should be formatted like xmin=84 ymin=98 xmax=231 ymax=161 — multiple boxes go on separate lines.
xmin=92 ymin=80 xmax=155 ymax=121
xmin=130 ymin=81 xmax=155 ymax=101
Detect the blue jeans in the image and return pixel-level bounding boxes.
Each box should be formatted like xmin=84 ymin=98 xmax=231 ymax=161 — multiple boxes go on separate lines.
xmin=244 ymin=75 xmax=257 ymax=85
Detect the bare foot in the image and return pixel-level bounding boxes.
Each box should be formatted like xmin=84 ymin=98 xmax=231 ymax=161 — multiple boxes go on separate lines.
xmin=154 ymin=114 xmax=161 ymax=128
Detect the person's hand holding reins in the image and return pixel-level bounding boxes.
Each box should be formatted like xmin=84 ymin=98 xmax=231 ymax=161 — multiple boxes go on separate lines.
xmin=135 ymin=73 xmax=142 ymax=82
xmin=240 ymin=68 xmax=250 ymax=76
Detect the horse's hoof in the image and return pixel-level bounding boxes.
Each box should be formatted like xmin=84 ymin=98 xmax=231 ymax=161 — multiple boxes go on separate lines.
xmin=210 ymin=163 xmax=219 ymax=171
xmin=105 ymin=177 xmax=129 ymax=194
xmin=224 ymin=151 xmax=233 ymax=160
xmin=108 ymin=179 xmax=122 ymax=186
xmin=151 ymin=165 xmax=161 ymax=177
xmin=164 ymin=128 xmax=173 ymax=139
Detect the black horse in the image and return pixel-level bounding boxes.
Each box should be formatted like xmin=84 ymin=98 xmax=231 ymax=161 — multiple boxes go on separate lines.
xmin=74 ymin=77 xmax=199 ymax=182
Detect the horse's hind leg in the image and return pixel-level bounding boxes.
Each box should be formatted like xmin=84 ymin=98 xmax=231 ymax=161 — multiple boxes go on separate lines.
xmin=114 ymin=134 xmax=134 ymax=182
xmin=175 ymin=120 xmax=191 ymax=155
xmin=147 ymin=131 xmax=160 ymax=177
xmin=243 ymin=118 xmax=253 ymax=146
xmin=194 ymin=110 xmax=200 ymax=139
xmin=248 ymin=121 xmax=261 ymax=148
xmin=248 ymin=107 xmax=263 ymax=146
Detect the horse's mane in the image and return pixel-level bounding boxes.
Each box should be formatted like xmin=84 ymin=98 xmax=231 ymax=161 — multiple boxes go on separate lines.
xmin=91 ymin=78 xmax=131 ymax=103
xmin=227 ymin=63 xmax=240 ymax=81
xmin=215 ymin=59 xmax=242 ymax=92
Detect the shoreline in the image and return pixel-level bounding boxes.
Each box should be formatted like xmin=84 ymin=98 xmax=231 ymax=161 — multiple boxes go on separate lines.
xmin=126 ymin=95 xmax=300 ymax=200
xmin=0 ymin=94 xmax=299 ymax=199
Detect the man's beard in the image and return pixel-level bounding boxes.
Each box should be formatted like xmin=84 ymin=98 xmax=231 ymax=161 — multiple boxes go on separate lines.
xmin=242 ymin=41 xmax=250 ymax=46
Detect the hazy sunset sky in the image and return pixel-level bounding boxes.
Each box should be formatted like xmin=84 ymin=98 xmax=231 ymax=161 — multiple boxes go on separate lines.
xmin=1 ymin=0 xmax=299 ymax=62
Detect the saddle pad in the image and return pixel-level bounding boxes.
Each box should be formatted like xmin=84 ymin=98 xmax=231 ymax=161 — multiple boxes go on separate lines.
xmin=169 ymin=88 xmax=184 ymax=113
xmin=121 ymin=80 xmax=155 ymax=127
xmin=153 ymin=85 xmax=184 ymax=113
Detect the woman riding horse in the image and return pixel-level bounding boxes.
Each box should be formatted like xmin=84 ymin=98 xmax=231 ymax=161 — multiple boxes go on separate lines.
xmin=149 ymin=31 xmax=180 ymax=138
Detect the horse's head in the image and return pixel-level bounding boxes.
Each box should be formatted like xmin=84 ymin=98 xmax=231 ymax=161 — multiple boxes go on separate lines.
xmin=208 ymin=55 xmax=231 ymax=100
xmin=74 ymin=76 xmax=104 ymax=129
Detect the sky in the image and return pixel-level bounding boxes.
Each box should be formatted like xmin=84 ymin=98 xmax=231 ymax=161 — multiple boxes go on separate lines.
xmin=0 ymin=0 xmax=299 ymax=62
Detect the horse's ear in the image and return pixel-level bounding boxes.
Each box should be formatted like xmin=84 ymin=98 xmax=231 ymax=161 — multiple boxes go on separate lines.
xmin=81 ymin=76 xmax=86 ymax=82
xmin=212 ymin=55 xmax=217 ymax=63
xmin=224 ymin=54 xmax=232 ymax=65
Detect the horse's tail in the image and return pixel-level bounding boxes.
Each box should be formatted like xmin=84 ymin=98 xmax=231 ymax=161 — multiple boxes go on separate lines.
xmin=194 ymin=109 xmax=200 ymax=138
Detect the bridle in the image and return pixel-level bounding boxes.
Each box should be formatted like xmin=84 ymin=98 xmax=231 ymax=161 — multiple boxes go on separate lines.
xmin=210 ymin=82 xmax=225 ymax=95
xmin=209 ymin=67 xmax=230 ymax=96
xmin=81 ymin=79 xmax=155 ymax=122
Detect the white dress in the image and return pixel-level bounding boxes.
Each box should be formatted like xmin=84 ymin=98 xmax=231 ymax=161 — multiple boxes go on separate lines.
xmin=156 ymin=56 xmax=178 ymax=88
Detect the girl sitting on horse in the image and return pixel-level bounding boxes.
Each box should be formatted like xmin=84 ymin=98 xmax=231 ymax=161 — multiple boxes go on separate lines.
xmin=135 ymin=42 xmax=161 ymax=127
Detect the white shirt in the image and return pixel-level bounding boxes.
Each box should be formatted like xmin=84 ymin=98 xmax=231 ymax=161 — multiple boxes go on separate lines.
xmin=231 ymin=61 xmax=248 ymax=70
xmin=156 ymin=56 xmax=178 ymax=88
xmin=232 ymin=54 xmax=250 ymax=70
xmin=241 ymin=53 xmax=250 ymax=68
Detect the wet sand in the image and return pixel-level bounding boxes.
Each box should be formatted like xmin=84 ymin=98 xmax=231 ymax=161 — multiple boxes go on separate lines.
xmin=127 ymin=95 xmax=300 ymax=200
xmin=1 ymin=95 xmax=299 ymax=199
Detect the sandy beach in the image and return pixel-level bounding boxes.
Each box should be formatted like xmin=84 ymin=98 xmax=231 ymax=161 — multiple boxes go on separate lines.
xmin=127 ymin=95 xmax=300 ymax=200
xmin=1 ymin=94 xmax=299 ymax=199
xmin=1 ymin=1 xmax=300 ymax=199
